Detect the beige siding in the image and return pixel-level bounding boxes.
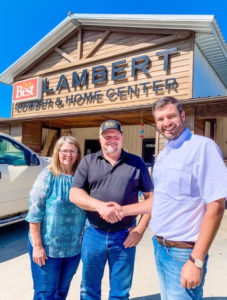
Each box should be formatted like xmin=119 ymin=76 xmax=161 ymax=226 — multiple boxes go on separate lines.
xmin=12 ymin=28 xmax=194 ymax=118
xmin=184 ymin=107 xmax=195 ymax=132
xmin=10 ymin=125 xmax=23 ymax=142
xmin=155 ymin=131 xmax=165 ymax=158
xmin=216 ymin=117 xmax=227 ymax=159
xmin=122 ymin=124 xmax=156 ymax=156
xmin=71 ymin=127 xmax=100 ymax=156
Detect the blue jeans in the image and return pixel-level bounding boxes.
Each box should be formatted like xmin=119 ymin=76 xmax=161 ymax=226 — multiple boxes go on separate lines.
xmin=28 ymin=240 xmax=81 ymax=300
xmin=152 ymin=236 xmax=208 ymax=300
xmin=80 ymin=224 xmax=136 ymax=300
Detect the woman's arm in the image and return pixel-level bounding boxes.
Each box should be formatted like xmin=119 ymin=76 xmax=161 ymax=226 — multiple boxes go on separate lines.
xmin=26 ymin=169 xmax=52 ymax=266
xmin=29 ymin=222 xmax=48 ymax=266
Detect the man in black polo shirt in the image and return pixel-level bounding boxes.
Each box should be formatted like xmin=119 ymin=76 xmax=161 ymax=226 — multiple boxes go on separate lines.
xmin=69 ymin=119 xmax=153 ymax=300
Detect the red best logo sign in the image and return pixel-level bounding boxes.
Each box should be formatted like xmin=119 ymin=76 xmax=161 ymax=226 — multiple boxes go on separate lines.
xmin=12 ymin=77 xmax=42 ymax=102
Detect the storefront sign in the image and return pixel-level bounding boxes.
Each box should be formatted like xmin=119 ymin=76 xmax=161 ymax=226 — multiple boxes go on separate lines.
xmin=43 ymin=50 xmax=178 ymax=93
xmin=14 ymin=77 xmax=177 ymax=113
xmin=12 ymin=77 xmax=42 ymax=102
xmin=13 ymin=48 xmax=184 ymax=114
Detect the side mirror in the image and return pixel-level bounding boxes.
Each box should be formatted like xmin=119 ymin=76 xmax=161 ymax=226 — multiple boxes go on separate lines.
xmin=31 ymin=153 xmax=39 ymax=166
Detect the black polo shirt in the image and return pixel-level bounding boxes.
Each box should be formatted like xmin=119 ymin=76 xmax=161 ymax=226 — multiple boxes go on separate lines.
xmin=72 ymin=150 xmax=153 ymax=231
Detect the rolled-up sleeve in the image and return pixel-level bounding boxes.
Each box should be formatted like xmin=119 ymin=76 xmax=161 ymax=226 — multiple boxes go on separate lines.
xmin=25 ymin=168 xmax=52 ymax=223
xmin=198 ymin=140 xmax=227 ymax=204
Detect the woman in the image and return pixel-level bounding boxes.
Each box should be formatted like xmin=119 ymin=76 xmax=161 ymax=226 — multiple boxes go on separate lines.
xmin=26 ymin=136 xmax=85 ymax=300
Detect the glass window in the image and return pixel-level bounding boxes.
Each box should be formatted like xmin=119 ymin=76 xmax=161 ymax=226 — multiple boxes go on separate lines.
xmin=0 ymin=137 xmax=27 ymax=166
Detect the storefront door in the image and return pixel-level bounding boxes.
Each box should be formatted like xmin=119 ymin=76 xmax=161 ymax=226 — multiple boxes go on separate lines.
xmin=142 ymin=138 xmax=155 ymax=167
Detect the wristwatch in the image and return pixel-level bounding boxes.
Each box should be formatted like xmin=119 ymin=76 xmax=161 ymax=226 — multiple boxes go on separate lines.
xmin=189 ymin=255 xmax=204 ymax=269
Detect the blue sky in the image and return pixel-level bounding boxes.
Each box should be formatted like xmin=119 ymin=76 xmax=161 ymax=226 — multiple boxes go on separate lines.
xmin=0 ymin=0 xmax=227 ymax=118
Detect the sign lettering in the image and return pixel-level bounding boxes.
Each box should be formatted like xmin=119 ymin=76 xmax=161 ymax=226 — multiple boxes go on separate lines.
xmin=13 ymin=49 xmax=180 ymax=113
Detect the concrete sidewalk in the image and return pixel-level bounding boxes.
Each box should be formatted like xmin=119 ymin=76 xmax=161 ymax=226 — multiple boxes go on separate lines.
xmin=68 ymin=212 xmax=227 ymax=300
xmin=0 ymin=213 xmax=227 ymax=299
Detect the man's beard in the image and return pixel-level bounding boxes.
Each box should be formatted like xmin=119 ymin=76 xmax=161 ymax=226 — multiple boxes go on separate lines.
xmin=159 ymin=120 xmax=185 ymax=141
xmin=106 ymin=145 xmax=117 ymax=154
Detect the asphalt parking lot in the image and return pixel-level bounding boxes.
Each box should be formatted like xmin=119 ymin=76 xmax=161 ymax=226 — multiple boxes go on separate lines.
xmin=0 ymin=212 xmax=227 ymax=300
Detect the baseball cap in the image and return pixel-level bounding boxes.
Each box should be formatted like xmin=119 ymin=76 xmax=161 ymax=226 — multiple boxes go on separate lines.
xmin=100 ymin=120 xmax=123 ymax=135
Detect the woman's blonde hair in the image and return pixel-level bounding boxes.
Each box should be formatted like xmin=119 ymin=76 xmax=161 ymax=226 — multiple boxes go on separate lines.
xmin=49 ymin=136 xmax=82 ymax=176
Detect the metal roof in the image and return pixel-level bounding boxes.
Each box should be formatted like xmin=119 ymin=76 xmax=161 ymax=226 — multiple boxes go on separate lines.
xmin=1 ymin=14 xmax=227 ymax=87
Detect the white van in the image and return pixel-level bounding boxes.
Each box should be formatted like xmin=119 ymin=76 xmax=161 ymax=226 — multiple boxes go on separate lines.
xmin=0 ymin=133 xmax=49 ymax=226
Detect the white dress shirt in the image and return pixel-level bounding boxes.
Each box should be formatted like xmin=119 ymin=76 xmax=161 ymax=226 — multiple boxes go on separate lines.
xmin=150 ymin=128 xmax=227 ymax=241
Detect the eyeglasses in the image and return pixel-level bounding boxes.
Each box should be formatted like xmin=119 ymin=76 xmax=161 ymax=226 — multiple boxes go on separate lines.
xmin=59 ymin=150 xmax=78 ymax=155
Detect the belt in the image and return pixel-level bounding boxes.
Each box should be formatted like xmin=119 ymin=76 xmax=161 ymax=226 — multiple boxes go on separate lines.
xmin=156 ymin=236 xmax=195 ymax=249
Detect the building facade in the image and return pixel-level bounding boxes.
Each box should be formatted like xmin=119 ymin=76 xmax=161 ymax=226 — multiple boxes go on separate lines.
xmin=0 ymin=14 xmax=227 ymax=165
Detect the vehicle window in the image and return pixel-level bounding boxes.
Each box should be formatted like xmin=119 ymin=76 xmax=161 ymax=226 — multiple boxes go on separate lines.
xmin=0 ymin=137 xmax=27 ymax=166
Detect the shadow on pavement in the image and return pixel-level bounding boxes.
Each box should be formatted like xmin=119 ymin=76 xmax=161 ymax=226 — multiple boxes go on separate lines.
xmin=131 ymin=295 xmax=160 ymax=300
xmin=204 ymin=298 xmax=227 ymax=300
xmin=131 ymin=295 xmax=227 ymax=300
xmin=0 ymin=221 xmax=28 ymax=262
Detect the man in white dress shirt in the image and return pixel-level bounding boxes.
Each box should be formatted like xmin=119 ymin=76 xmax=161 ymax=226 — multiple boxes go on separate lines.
xmin=116 ymin=96 xmax=227 ymax=299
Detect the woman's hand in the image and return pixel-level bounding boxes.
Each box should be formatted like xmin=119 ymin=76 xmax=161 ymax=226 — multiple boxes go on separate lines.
xmin=33 ymin=245 xmax=48 ymax=267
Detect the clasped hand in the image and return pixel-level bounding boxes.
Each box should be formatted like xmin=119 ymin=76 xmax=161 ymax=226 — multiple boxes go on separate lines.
xmin=98 ymin=202 xmax=123 ymax=223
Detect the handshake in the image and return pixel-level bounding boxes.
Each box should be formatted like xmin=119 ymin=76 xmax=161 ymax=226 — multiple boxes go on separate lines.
xmin=97 ymin=201 xmax=125 ymax=224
